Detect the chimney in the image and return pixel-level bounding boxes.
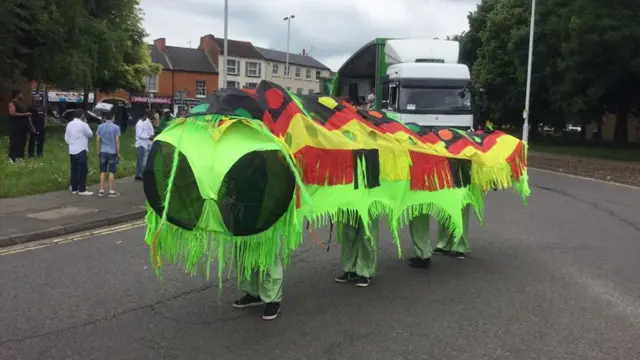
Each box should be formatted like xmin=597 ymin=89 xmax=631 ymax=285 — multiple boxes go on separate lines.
xmin=199 ymin=34 xmax=220 ymax=72
xmin=199 ymin=34 xmax=216 ymax=50
xmin=154 ymin=38 xmax=166 ymax=51
xmin=302 ymin=48 xmax=306 ymax=56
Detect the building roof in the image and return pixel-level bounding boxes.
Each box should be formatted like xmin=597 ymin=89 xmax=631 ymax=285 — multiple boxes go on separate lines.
xmin=164 ymin=46 xmax=218 ymax=74
xmin=255 ymin=47 xmax=330 ymax=70
xmin=148 ymin=45 xmax=171 ymax=69
xmin=213 ymin=38 xmax=264 ymax=59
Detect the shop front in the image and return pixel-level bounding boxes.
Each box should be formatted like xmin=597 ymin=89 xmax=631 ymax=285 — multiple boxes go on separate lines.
xmin=46 ymin=90 xmax=96 ymax=114
xmin=173 ymin=98 xmax=203 ymax=116
xmin=129 ymin=94 xmax=172 ymax=119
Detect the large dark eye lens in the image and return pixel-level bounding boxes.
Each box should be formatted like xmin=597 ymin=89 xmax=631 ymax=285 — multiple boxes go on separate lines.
xmin=143 ymin=141 xmax=205 ymax=230
xmin=217 ymin=150 xmax=295 ymax=236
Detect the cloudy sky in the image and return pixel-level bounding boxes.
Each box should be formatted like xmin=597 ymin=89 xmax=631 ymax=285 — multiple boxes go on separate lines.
xmin=140 ymin=0 xmax=479 ymax=71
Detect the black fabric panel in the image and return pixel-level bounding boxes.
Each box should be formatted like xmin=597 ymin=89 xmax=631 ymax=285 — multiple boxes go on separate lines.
xmin=447 ymin=158 xmax=472 ymax=188
xmin=353 ymin=149 xmax=381 ymax=189
xmin=202 ymin=88 xmax=263 ymax=119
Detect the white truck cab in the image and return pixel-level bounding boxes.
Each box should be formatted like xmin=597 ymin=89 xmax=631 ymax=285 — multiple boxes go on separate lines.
xmin=382 ymin=39 xmax=473 ymax=130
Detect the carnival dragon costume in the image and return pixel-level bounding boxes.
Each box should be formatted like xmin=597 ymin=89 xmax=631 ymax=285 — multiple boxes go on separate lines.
xmin=142 ymin=80 xmax=530 ymax=285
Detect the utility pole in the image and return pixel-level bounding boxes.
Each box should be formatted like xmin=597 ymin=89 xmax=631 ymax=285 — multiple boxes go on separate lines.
xmin=284 ymin=15 xmax=295 ymax=77
xmin=222 ymin=0 xmax=229 ymax=88
xmin=522 ymin=0 xmax=536 ymax=142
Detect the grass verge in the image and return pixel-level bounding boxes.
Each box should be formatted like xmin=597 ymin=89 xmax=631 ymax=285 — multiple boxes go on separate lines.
xmin=0 ymin=125 xmax=138 ymax=198
xmin=530 ymin=143 xmax=640 ymax=162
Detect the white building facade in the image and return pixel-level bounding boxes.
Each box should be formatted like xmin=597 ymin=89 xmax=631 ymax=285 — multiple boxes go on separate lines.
xmin=256 ymin=47 xmax=331 ymax=94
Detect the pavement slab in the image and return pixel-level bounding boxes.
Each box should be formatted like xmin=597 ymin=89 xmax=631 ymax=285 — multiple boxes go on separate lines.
xmin=0 ymin=177 xmax=146 ymax=247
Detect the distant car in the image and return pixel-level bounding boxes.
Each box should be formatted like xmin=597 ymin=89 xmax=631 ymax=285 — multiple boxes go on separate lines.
xmin=61 ymin=109 xmax=102 ymax=124
xmin=565 ymin=125 xmax=582 ymax=132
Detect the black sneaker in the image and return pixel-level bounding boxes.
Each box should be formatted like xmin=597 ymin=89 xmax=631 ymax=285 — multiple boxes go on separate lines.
xmin=356 ymin=276 xmax=371 ymax=287
xmin=262 ymin=302 xmax=280 ymax=321
xmin=232 ymin=294 xmax=264 ymax=309
xmin=452 ymin=251 xmax=466 ymax=260
xmin=433 ymin=247 xmax=450 ymax=255
xmin=334 ymin=272 xmax=357 ymax=283
xmin=408 ymin=257 xmax=431 ymax=269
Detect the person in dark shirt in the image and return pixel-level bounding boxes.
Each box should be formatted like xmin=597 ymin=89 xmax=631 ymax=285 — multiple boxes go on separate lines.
xmin=28 ymin=103 xmax=46 ymax=158
xmin=7 ymin=90 xmax=35 ymax=162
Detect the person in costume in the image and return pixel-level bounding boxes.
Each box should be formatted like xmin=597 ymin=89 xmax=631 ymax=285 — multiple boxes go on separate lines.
xmin=407 ymin=204 xmax=472 ymax=266
xmin=334 ymin=217 xmax=379 ymax=287
xmin=232 ymin=258 xmax=283 ymax=321
xmin=433 ymin=205 xmax=471 ymax=259
xmin=407 ymin=214 xmax=433 ymax=268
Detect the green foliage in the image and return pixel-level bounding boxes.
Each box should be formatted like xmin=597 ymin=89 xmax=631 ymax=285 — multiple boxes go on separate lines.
xmin=459 ymin=0 xmax=640 ymax=143
xmin=0 ymin=0 xmax=159 ymax=93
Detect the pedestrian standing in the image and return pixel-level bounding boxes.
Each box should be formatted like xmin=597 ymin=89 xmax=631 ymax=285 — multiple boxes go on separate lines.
xmin=7 ymin=90 xmax=34 ymax=162
xmin=65 ymin=109 xmax=94 ymax=195
xmin=96 ymin=112 xmax=121 ymax=197
xmin=135 ymin=111 xmax=155 ymax=180
xmin=27 ymin=103 xmax=46 ymax=158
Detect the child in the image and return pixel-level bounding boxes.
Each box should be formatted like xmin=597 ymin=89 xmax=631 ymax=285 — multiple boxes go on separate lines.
xmin=96 ymin=111 xmax=121 ymax=196
xmin=135 ymin=111 xmax=155 ymax=180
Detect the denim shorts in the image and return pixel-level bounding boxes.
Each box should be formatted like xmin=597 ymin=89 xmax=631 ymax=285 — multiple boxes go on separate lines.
xmin=99 ymin=153 xmax=117 ymax=173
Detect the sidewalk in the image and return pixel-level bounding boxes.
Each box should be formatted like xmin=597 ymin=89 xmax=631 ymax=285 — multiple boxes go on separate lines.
xmin=0 ymin=177 xmax=147 ymax=247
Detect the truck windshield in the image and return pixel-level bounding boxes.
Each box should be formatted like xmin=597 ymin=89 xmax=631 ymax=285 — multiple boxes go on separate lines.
xmin=398 ymin=88 xmax=470 ymax=111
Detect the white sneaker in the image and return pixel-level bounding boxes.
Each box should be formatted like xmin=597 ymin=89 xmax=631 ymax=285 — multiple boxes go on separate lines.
xmin=78 ymin=191 xmax=94 ymax=196
xmin=72 ymin=191 xmax=79 ymax=195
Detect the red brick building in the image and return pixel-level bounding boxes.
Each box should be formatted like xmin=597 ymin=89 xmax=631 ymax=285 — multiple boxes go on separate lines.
xmin=103 ymin=38 xmax=219 ymax=117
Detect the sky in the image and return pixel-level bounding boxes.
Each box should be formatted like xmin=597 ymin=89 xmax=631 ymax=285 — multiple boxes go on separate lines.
xmin=140 ymin=0 xmax=479 ymax=71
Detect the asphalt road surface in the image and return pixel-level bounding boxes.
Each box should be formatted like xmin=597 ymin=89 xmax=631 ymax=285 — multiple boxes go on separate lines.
xmin=1 ymin=169 xmax=639 ymax=360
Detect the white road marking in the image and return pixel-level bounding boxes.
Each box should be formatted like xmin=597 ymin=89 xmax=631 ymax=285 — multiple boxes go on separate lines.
xmin=530 ymin=167 xmax=639 ymax=190
xmin=564 ymin=263 xmax=640 ymax=323
xmin=0 ymin=220 xmax=145 ymax=256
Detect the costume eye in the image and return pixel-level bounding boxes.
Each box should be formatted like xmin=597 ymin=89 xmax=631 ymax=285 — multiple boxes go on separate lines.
xmin=143 ymin=141 xmax=204 ymax=230
xmin=217 ymin=150 xmax=295 ymax=236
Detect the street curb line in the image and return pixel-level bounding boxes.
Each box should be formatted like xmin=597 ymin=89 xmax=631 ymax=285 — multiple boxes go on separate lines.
xmin=0 ymin=209 xmax=146 ymax=248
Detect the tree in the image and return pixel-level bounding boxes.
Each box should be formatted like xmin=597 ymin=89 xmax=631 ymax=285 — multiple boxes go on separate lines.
xmin=552 ymin=0 xmax=640 ymax=143
xmin=85 ymin=0 xmax=161 ymax=95
xmin=465 ymin=0 xmax=640 ymax=143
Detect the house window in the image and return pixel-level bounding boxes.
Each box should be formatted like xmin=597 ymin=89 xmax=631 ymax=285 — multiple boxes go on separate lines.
xmin=305 ymin=69 xmax=312 ymax=80
xmin=284 ymin=65 xmax=290 ymax=77
xmin=227 ymin=59 xmax=239 ymax=75
xmin=195 ymin=80 xmax=207 ymax=98
xmin=315 ymin=70 xmax=321 ymax=80
xmin=244 ymin=82 xmax=258 ymax=89
xmin=246 ymin=61 xmax=261 ymax=77
xmin=144 ymin=75 xmax=158 ymax=92
xmin=294 ymin=67 xmax=301 ymax=78
xmin=308 ymin=89 xmax=315 ymax=94
xmin=272 ymin=64 xmax=279 ymax=76
xmin=296 ymin=88 xmax=303 ymax=95
xmin=226 ymin=81 xmax=238 ymax=88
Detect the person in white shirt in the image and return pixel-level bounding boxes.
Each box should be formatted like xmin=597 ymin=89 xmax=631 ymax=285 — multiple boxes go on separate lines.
xmin=366 ymin=89 xmax=376 ymax=110
xmin=135 ymin=111 xmax=155 ymax=180
xmin=64 ymin=109 xmax=94 ymax=195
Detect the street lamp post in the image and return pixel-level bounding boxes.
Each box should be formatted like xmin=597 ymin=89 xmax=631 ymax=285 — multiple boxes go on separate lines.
xmin=222 ymin=0 xmax=229 ymax=88
xmin=522 ymin=0 xmax=536 ymax=142
xmin=284 ymin=15 xmax=295 ymax=78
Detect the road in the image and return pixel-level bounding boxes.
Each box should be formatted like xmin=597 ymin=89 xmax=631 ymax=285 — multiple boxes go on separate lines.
xmin=1 ymin=169 xmax=639 ymax=360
